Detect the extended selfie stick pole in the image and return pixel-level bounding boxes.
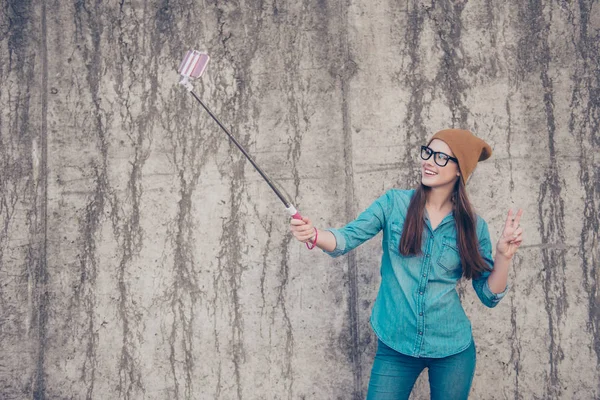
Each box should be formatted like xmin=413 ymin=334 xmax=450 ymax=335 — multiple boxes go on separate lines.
xmin=177 ymin=50 xmax=305 ymax=222
xmin=187 ymin=88 xmax=299 ymax=217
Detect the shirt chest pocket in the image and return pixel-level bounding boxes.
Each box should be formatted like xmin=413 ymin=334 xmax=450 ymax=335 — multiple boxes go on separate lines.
xmin=388 ymin=222 xmax=404 ymax=254
xmin=437 ymin=238 xmax=463 ymax=279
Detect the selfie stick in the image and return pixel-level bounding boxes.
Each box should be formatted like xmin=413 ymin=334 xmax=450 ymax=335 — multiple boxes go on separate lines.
xmin=177 ymin=50 xmax=306 ymax=223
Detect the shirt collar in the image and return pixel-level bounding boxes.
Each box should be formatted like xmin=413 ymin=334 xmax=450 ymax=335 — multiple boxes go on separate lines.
xmin=424 ymin=209 xmax=455 ymax=231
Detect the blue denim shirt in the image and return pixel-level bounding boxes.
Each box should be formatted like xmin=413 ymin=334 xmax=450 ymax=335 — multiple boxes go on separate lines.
xmin=324 ymin=189 xmax=508 ymax=358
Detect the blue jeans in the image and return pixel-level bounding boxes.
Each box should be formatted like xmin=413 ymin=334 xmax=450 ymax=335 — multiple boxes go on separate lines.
xmin=367 ymin=339 xmax=477 ymax=400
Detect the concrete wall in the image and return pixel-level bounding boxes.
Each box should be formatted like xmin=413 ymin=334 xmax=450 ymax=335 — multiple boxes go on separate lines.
xmin=1 ymin=0 xmax=598 ymax=399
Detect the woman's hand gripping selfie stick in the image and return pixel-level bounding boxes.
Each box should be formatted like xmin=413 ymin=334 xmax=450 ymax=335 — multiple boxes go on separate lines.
xmin=177 ymin=50 xmax=317 ymax=249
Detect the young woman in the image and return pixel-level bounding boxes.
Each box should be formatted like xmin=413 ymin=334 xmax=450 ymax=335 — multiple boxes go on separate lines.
xmin=290 ymin=129 xmax=523 ymax=400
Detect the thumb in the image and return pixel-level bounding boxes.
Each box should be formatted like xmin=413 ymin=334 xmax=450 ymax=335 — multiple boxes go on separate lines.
xmin=301 ymin=216 xmax=311 ymax=225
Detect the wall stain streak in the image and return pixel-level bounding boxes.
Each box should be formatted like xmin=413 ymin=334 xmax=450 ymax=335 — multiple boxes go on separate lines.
xmin=148 ymin=1 xmax=216 ymax=398
xmin=211 ymin=272 xmax=224 ymax=399
xmin=426 ymin=0 xmax=470 ymax=128
xmin=505 ymin=99 xmax=515 ymax=192
xmin=162 ymin=81 xmax=217 ymax=398
xmin=259 ymin=220 xmax=273 ymax=318
xmin=71 ymin=173 xmax=105 ymax=400
xmin=0 ymin=0 xmax=49 ymax=397
xmin=331 ymin=0 xmax=362 ymax=397
xmin=275 ymin=1 xmax=329 ymax=396
xmin=568 ymin=1 xmax=600 ymax=396
xmin=506 ymin=99 xmax=521 ymax=400
xmin=0 ymin=0 xmax=46 ymax=397
xmin=397 ymin=0 xmax=429 ymax=187
xmin=161 ymin=75 xmax=215 ymax=400
xmin=216 ymin=166 xmax=247 ymax=400
xmin=508 ymin=261 xmax=523 ymax=400
xmin=35 ymin=0 xmax=50 ymax=397
xmin=168 ymin=172 xmax=203 ymax=400
xmin=483 ymin=0 xmax=500 ymax=77
xmin=211 ymin=1 xmax=265 ymax=398
xmin=517 ymin=1 xmax=568 ymax=398
xmin=70 ymin=1 xmax=115 ymax=398
xmin=109 ymin=4 xmax=153 ymax=399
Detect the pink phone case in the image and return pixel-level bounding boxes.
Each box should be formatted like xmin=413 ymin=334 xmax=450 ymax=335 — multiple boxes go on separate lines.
xmin=178 ymin=50 xmax=210 ymax=78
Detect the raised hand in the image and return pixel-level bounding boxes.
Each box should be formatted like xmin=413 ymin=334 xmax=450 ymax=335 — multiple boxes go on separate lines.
xmin=497 ymin=209 xmax=524 ymax=260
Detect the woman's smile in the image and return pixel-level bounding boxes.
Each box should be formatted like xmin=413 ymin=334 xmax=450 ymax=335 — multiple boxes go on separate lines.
xmin=422 ymin=166 xmax=438 ymax=176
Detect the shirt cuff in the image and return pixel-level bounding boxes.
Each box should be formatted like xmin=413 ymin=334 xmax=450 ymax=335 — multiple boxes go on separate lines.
xmin=321 ymin=228 xmax=346 ymax=258
xmin=483 ymin=279 xmax=509 ymax=303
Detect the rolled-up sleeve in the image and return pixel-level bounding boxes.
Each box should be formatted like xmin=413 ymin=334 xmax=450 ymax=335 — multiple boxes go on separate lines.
xmin=321 ymin=191 xmax=390 ymax=258
xmin=472 ymin=218 xmax=509 ymax=308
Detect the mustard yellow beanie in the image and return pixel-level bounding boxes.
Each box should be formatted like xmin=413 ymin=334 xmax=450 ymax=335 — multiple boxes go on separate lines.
xmin=428 ymin=129 xmax=492 ymax=185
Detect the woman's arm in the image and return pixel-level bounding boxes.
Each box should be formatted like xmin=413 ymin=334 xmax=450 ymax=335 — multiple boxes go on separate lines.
xmin=472 ymin=210 xmax=523 ymax=308
xmin=289 ymin=190 xmax=393 ymax=255
xmin=487 ymin=252 xmax=511 ymax=293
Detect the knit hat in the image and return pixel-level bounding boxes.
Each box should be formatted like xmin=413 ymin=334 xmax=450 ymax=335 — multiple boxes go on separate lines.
xmin=428 ymin=129 xmax=492 ymax=185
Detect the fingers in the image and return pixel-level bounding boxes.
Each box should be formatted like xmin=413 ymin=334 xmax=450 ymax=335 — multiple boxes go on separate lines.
xmin=497 ymin=219 xmax=524 ymax=257
xmin=509 ymin=230 xmax=523 ymax=247
xmin=290 ymin=217 xmax=315 ymax=243
xmin=500 ymin=225 xmax=524 ymax=248
xmin=290 ymin=216 xmax=311 ymax=226
xmin=504 ymin=209 xmax=514 ymax=231
xmin=513 ymin=209 xmax=524 ymax=227
xmin=290 ymin=218 xmax=305 ymax=226
xmin=294 ymin=228 xmax=316 ymax=242
xmin=290 ymin=220 xmax=313 ymax=232
xmin=504 ymin=208 xmax=524 ymax=233
xmin=296 ymin=230 xmax=316 ymax=243
xmin=507 ymin=226 xmax=523 ymax=241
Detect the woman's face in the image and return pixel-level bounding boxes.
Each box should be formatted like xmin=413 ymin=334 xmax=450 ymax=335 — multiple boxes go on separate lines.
xmin=421 ymin=139 xmax=460 ymax=188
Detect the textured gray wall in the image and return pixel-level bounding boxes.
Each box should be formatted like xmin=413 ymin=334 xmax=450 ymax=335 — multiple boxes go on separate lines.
xmin=1 ymin=0 xmax=599 ymax=399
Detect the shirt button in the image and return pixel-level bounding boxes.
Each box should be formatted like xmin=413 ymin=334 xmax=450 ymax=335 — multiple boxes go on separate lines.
xmin=425 ymin=254 xmax=430 ymax=258
xmin=423 ymin=274 xmax=426 ymax=277
xmin=419 ymin=312 xmax=423 ymax=316
xmin=419 ymin=291 xmax=423 ymax=295
xmin=418 ymin=331 xmax=423 ymax=335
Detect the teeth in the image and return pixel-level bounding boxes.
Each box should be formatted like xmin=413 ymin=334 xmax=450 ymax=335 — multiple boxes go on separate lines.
xmin=425 ymin=169 xmax=437 ymax=175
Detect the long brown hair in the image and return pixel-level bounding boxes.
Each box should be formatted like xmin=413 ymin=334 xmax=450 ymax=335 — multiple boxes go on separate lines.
xmin=399 ymin=179 xmax=491 ymax=279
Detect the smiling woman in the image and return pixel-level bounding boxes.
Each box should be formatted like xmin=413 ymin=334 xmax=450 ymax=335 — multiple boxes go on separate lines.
xmin=290 ymin=128 xmax=524 ymax=400
xmin=401 ymin=132 xmax=495 ymax=280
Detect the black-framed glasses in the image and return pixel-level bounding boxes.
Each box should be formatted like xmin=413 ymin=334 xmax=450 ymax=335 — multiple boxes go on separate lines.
xmin=420 ymin=146 xmax=458 ymax=167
